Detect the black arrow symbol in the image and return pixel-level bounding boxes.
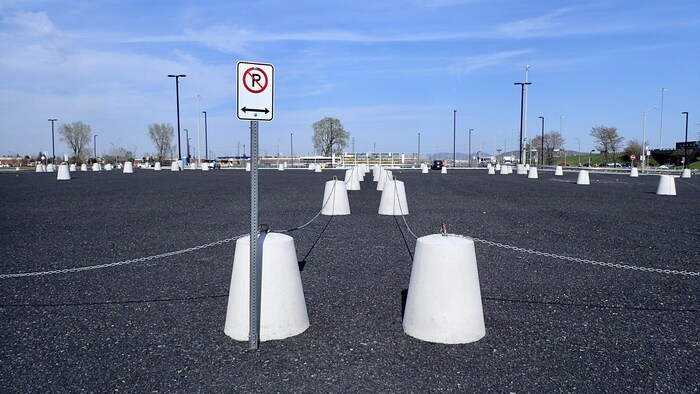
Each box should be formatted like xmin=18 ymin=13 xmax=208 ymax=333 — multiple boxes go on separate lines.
xmin=242 ymin=107 xmax=270 ymax=114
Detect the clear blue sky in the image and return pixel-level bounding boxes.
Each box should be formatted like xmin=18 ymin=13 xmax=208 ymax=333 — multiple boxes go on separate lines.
xmin=1 ymin=0 xmax=699 ymax=159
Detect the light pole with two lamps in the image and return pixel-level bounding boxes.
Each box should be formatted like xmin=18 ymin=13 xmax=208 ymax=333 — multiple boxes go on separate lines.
xmin=167 ymin=74 xmax=186 ymax=161
xmin=682 ymin=112 xmax=689 ymax=169
xmin=48 ymin=119 xmax=57 ymax=164
xmin=514 ymin=82 xmax=532 ymax=164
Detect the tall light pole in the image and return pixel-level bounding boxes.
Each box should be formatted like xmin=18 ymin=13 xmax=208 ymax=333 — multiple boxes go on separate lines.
xmin=642 ymin=106 xmax=656 ymax=168
xmin=538 ymin=117 xmax=544 ymax=166
xmin=290 ymin=133 xmax=294 ymax=165
xmin=523 ymin=65 xmax=530 ymax=158
xmin=659 ymin=87 xmax=667 ymax=148
xmin=167 ymin=74 xmax=186 ymax=160
xmin=575 ymin=137 xmax=581 ymax=166
xmin=682 ymin=112 xmax=689 ymax=169
xmin=468 ymin=129 xmax=473 ymax=167
xmin=48 ymin=118 xmax=57 ymax=164
xmin=452 ymin=110 xmax=457 ymax=166
xmin=93 ymin=134 xmax=98 ymax=162
xmin=417 ymin=132 xmax=421 ymax=164
xmin=202 ymin=111 xmax=208 ymax=161
xmin=514 ymin=82 xmax=532 ymax=164
xmin=184 ymin=129 xmax=189 ymax=161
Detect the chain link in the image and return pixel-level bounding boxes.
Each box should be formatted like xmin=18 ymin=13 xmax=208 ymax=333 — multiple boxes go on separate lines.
xmin=466 ymin=236 xmax=700 ymax=277
xmin=0 ymin=235 xmax=245 ymax=279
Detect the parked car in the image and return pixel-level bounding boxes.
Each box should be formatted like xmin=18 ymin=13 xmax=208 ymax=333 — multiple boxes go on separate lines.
xmin=431 ymin=160 xmax=444 ymax=170
xmin=558 ymin=163 xmax=570 ymax=166
xmin=619 ymin=163 xmax=631 ymax=167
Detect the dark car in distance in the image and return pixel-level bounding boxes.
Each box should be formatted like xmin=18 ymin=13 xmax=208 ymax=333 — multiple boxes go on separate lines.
xmin=431 ymin=160 xmax=444 ymax=170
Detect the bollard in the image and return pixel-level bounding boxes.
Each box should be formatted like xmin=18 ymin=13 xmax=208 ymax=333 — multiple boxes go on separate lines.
xmin=224 ymin=233 xmax=310 ymax=341
xmin=576 ymin=170 xmax=590 ymax=185
xmin=403 ymin=234 xmax=485 ymax=344
xmin=321 ymin=178 xmax=350 ymax=215
xmin=656 ymin=175 xmax=676 ymax=195
xmin=154 ymin=162 xmax=162 ymax=171
xmin=123 ymin=161 xmax=134 ymax=174
xmin=56 ymin=163 xmax=71 ymax=180
xmin=528 ymin=167 xmax=538 ymax=179
xmin=378 ymin=178 xmax=409 ymax=215
xmin=555 ymin=166 xmax=564 ymax=176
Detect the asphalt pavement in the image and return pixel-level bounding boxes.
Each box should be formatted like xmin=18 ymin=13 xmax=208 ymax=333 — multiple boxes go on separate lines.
xmin=1 ymin=167 xmax=698 ymax=392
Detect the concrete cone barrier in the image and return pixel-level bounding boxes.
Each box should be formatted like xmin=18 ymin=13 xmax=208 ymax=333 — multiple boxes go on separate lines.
xmin=46 ymin=164 xmax=55 ymax=172
xmin=488 ymin=166 xmax=496 ymax=175
xmin=171 ymin=161 xmax=180 ymax=171
xmin=378 ymin=178 xmax=409 ymax=215
xmin=346 ymin=169 xmax=361 ymax=191
xmin=377 ymin=168 xmax=389 ymax=191
xmin=528 ymin=167 xmax=538 ymax=179
xmin=499 ymin=165 xmax=508 ymax=175
xmin=421 ymin=166 xmax=429 ymax=174
xmin=69 ymin=163 xmax=76 ymax=172
xmin=92 ymin=163 xmax=101 ymax=172
xmin=516 ymin=164 xmax=526 ymax=175
xmin=441 ymin=166 xmax=447 ymax=174
xmin=35 ymin=164 xmax=45 ymax=173
xmin=373 ymin=166 xmax=381 ymax=182
xmin=630 ymin=167 xmax=639 ymax=177
xmin=189 ymin=163 xmax=198 ymax=170
xmin=308 ymin=163 xmax=314 ymax=170
xmin=57 ymin=163 xmax=71 ymax=180
xmin=123 ymin=161 xmax=134 ymax=174
xmin=576 ymin=170 xmax=590 ymax=185
xmin=344 ymin=169 xmax=353 ymax=182
xmin=656 ymin=175 xmax=677 ymax=195
xmin=80 ymin=163 xmax=88 ymax=171
xmin=278 ymin=164 xmax=284 ymax=171
xmin=177 ymin=160 xmax=184 ymax=171
xmin=201 ymin=163 xmax=209 ymax=171
xmin=681 ymin=168 xmax=691 ymax=179
xmin=525 ymin=164 xmax=530 ymax=171
xmin=321 ymin=177 xmax=350 ymax=215
xmin=314 ymin=164 xmax=322 ymax=173
xmin=246 ymin=163 xmax=251 ymax=172
xmin=117 ymin=163 xmax=123 ymax=170
xmin=154 ymin=162 xmax=162 ymax=171
xmin=224 ymin=233 xmax=310 ymax=341
xmin=104 ymin=163 xmax=113 ymax=171
xmin=555 ymin=166 xmax=564 ymax=176
xmin=358 ymin=168 xmax=365 ymax=182
xmin=403 ymin=234 xmax=485 ymax=344
xmin=495 ymin=163 xmax=501 ymax=171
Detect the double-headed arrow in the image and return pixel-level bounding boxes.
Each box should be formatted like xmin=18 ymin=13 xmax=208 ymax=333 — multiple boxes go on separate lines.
xmin=241 ymin=107 xmax=270 ymax=114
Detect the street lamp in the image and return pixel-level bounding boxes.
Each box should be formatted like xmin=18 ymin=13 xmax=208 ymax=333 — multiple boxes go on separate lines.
xmin=202 ymin=111 xmax=208 ymax=161
xmin=417 ymin=132 xmax=421 ymax=165
xmin=184 ymin=129 xmax=190 ymax=162
xmin=538 ymin=116 xmax=544 ymax=166
xmin=659 ymin=87 xmax=667 ymax=148
xmin=682 ymin=112 xmax=689 ymax=169
xmin=514 ymin=82 xmax=532 ymax=164
xmin=167 ymin=74 xmax=186 ymax=160
xmin=452 ymin=110 xmax=457 ymax=166
xmin=468 ymin=129 xmax=474 ymax=167
xmin=290 ymin=133 xmax=294 ymax=165
xmin=589 ymin=149 xmax=595 ymax=167
xmin=642 ymin=106 xmax=656 ymax=168
xmin=94 ymin=134 xmax=98 ymax=162
xmin=48 ymin=119 xmax=57 ymax=164
xmin=575 ymin=138 xmax=580 ymax=166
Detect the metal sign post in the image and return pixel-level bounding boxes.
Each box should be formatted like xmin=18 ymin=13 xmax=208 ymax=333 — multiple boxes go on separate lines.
xmin=249 ymin=120 xmax=260 ymax=350
xmin=236 ymin=61 xmax=274 ymax=350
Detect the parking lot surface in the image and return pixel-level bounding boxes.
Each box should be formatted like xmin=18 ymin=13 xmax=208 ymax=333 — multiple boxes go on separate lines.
xmin=1 ymin=168 xmax=698 ymax=392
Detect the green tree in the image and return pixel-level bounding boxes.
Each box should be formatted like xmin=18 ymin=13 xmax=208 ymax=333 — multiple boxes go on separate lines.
xmin=148 ymin=123 xmax=174 ymax=161
xmin=59 ymin=121 xmax=92 ymax=160
xmin=312 ymin=117 xmax=349 ymax=156
xmin=590 ymin=126 xmax=623 ymax=165
xmin=623 ymin=139 xmax=642 ymax=161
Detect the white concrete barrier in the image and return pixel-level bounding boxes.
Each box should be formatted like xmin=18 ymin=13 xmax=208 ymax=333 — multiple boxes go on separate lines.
xmin=656 ymin=175 xmax=676 ymax=196
xmin=321 ymin=178 xmax=350 ymax=215
xmin=378 ymin=179 xmax=409 ymax=215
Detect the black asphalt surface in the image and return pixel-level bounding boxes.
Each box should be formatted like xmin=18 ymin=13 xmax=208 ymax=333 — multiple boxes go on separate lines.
xmin=1 ymin=167 xmax=698 ymax=392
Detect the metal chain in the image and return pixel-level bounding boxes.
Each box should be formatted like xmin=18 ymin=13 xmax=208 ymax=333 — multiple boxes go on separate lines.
xmin=464 ymin=235 xmax=700 ymax=277
xmin=0 ymin=235 xmax=245 ymax=279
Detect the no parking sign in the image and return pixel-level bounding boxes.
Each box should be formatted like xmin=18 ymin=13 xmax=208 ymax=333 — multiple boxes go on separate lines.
xmin=236 ymin=61 xmax=274 ymax=121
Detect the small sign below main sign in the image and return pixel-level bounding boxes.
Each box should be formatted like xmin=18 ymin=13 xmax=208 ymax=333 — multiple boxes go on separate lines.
xmin=237 ymin=61 xmax=274 ymax=121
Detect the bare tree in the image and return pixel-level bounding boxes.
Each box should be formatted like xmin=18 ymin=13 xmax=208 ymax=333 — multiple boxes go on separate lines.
xmin=623 ymin=139 xmax=642 ymax=161
xmin=148 ymin=123 xmax=174 ymax=161
xmin=312 ymin=117 xmax=349 ymax=156
xmin=590 ymin=126 xmax=624 ymax=165
xmin=59 ymin=121 xmax=92 ymax=161
xmin=531 ymin=131 xmax=565 ymax=164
